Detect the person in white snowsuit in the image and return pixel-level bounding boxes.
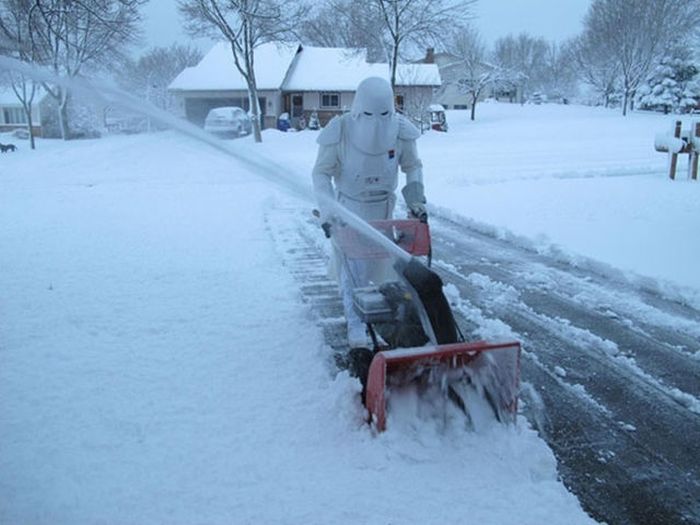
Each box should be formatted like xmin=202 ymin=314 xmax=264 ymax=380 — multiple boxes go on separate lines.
xmin=312 ymin=76 xmax=427 ymax=348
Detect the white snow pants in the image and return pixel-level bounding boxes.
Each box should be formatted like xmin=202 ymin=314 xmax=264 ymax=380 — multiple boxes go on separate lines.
xmin=335 ymin=193 xmax=396 ymax=346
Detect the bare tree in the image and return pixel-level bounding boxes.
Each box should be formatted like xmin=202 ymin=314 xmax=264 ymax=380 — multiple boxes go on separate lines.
xmin=3 ymin=71 xmax=39 ymax=146
xmin=123 ymin=44 xmax=203 ymax=114
xmin=25 ymin=0 xmax=144 ymax=139
xmin=299 ymin=0 xmax=384 ymax=61
xmin=395 ymin=64 xmax=437 ymax=131
xmin=0 ymin=0 xmax=41 ymax=148
xmin=444 ymin=25 xmax=503 ymax=120
xmin=401 ymin=87 xmax=433 ymax=132
xmin=179 ymin=0 xmax=310 ymax=143
xmin=569 ymin=34 xmax=620 ymax=107
xmin=582 ymin=0 xmax=700 ymax=115
xmin=368 ymin=0 xmax=475 ymax=90
xmin=492 ymin=33 xmax=548 ymax=103
xmin=540 ymin=41 xmax=578 ymax=102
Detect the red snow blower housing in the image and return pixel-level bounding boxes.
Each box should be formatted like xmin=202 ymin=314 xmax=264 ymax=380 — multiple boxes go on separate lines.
xmin=333 ymin=219 xmax=521 ymax=432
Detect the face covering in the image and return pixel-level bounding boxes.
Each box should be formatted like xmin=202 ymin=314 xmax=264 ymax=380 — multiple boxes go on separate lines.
xmin=346 ymin=76 xmax=399 ymax=155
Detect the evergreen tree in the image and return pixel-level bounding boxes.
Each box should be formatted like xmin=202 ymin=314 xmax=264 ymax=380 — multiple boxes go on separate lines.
xmin=638 ymin=45 xmax=700 ymax=114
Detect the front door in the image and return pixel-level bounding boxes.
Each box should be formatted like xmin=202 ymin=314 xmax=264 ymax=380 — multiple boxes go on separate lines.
xmin=291 ymin=94 xmax=304 ymax=118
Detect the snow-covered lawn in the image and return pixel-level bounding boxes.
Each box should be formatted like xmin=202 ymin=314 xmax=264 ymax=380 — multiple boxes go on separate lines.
xmin=426 ymin=105 xmax=699 ymax=304
xmin=265 ymin=103 xmax=699 ymax=305
xmin=1 ymin=102 xmax=695 ymax=524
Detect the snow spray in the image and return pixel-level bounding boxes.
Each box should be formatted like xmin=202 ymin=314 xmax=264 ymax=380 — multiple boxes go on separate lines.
xmin=0 ymin=56 xmax=411 ymax=264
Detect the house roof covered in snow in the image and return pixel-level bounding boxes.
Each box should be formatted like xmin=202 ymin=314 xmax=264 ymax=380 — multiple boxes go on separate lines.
xmin=169 ymin=42 xmax=300 ymax=91
xmin=169 ymin=43 xmax=441 ymax=93
xmin=281 ymin=46 xmax=372 ymax=91
xmin=282 ymin=46 xmax=441 ymax=91
xmin=391 ymin=63 xmax=442 ymax=88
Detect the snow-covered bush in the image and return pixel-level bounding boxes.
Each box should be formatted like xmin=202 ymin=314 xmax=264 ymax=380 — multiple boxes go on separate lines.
xmin=41 ymin=95 xmax=102 ymax=139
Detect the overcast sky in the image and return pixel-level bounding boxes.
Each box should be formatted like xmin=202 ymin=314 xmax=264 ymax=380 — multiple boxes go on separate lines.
xmin=475 ymin=0 xmax=590 ymax=44
xmin=139 ymin=0 xmax=591 ymax=53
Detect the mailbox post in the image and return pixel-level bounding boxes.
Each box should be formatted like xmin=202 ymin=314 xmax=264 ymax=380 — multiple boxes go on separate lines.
xmin=692 ymin=123 xmax=700 ymax=181
xmin=654 ymin=120 xmax=699 ymax=181
xmin=670 ymin=121 xmax=682 ymax=180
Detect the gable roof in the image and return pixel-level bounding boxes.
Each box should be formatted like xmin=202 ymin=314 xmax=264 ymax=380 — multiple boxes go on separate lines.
xmin=169 ymin=42 xmax=441 ymax=93
xmin=282 ymin=45 xmax=441 ymax=91
xmin=392 ymin=63 xmax=442 ymax=88
xmin=169 ymin=42 xmax=299 ymax=91
xmin=282 ymin=46 xmax=371 ymax=91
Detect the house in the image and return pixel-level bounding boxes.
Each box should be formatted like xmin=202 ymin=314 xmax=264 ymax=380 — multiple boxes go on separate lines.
xmin=0 ymin=85 xmax=44 ymax=136
xmin=168 ymin=42 xmax=442 ymax=129
xmin=169 ymin=42 xmax=298 ymax=130
xmin=420 ymin=48 xmax=521 ymax=109
xmin=419 ymin=49 xmax=469 ymax=110
xmin=281 ymin=46 xmax=440 ymax=126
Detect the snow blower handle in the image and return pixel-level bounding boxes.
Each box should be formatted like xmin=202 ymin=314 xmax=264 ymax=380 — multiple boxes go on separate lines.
xmin=312 ymin=208 xmax=334 ymax=238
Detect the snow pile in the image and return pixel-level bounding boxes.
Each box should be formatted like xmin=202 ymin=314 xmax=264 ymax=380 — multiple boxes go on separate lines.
xmin=0 ymin=132 xmax=595 ymax=524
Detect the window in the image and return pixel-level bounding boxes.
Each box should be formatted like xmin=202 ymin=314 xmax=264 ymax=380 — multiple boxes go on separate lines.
xmin=320 ymin=92 xmax=340 ymax=109
xmin=3 ymin=107 xmax=27 ymax=124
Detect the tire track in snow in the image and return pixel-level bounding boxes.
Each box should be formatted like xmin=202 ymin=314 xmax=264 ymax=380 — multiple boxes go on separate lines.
xmin=429 ymin=215 xmax=700 ymax=525
xmin=430 ymin=217 xmax=700 ymax=397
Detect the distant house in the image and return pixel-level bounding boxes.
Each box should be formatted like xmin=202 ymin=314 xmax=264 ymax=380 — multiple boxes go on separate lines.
xmin=419 ymin=49 xmax=469 ymax=110
xmin=169 ymin=42 xmax=442 ymax=129
xmin=0 ymin=86 xmax=44 ymax=136
xmin=420 ymin=48 xmax=521 ymax=109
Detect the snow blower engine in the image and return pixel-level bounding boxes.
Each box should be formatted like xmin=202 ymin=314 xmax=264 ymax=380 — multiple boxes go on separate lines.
xmin=334 ymin=219 xmax=521 ymax=432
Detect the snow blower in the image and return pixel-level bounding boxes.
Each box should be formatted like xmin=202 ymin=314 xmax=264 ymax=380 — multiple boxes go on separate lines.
xmin=333 ymin=219 xmax=521 ymax=432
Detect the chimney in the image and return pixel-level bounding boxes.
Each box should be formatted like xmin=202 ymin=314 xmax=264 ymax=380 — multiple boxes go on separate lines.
xmin=425 ymin=48 xmax=435 ymax=64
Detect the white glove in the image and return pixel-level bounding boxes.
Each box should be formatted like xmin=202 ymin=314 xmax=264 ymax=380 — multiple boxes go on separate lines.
xmin=402 ymin=182 xmax=428 ymax=222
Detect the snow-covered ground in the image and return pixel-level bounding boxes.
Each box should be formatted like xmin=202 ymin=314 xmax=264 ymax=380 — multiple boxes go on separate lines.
xmin=1 ymin=102 xmax=696 ymax=524
xmin=265 ymin=103 xmax=699 ymax=306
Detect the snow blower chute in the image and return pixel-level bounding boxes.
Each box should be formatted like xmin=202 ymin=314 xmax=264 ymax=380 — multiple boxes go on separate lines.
xmin=333 ymin=219 xmax=521 ymax=432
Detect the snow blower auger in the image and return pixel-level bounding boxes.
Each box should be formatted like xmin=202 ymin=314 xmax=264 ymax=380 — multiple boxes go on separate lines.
xmin=333 ymin=219 xmax=521 ymax=432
